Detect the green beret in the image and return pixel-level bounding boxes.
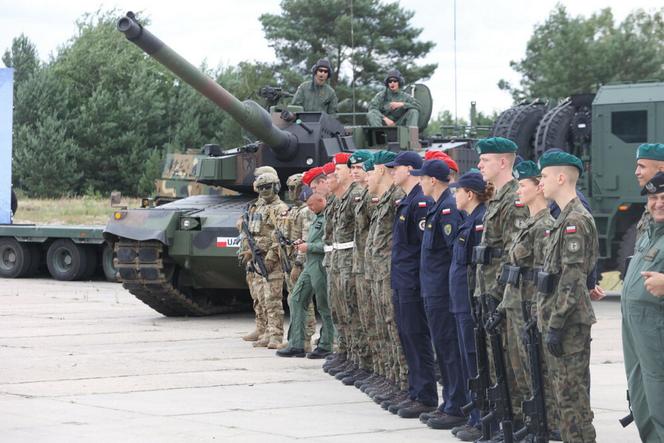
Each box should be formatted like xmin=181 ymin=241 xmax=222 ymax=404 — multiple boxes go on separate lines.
xmin=636 ymin=143 xmax=664 ymax=161
xmin=372 ymin=150 xmax=397 ymax=165
xmin=475 ymin=137 xmax=518 ymax=155
xmin=348 ymin=149 xmax=373 ymax=165
xmin=538 ymin=151 xmax=583 ymax=176
xmin=363 ymin=158 xmax=375 ymax=172
xmin=513 ymin=160 xmax=540 ymax=180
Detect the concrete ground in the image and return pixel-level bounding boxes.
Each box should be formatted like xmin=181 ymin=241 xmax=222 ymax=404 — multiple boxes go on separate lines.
xmin=0 ymin=278 xmax=640 ymax=442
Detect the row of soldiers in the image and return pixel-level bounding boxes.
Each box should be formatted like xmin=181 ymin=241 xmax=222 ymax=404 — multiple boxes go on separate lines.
xmin=237 ymin=136 xmax=607 ymax=442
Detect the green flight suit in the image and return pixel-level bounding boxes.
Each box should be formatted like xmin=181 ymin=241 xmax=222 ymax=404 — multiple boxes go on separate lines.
xmin=622 ymin=220 xmax=664 ymax=443
xmin=291 ymin=80 xmax=338 ymax=115
xmin=366 ymin=89 xmax=421 ymax=127
xmin=287 ymin=211 xmax=334 ymax=351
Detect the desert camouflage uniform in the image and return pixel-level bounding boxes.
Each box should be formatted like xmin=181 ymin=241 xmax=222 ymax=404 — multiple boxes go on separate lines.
xmin=475 ymin=179 xmax=529 ymax=419
xmin=366 ymin=184 xmax=408 ymax=388
xmin=537 ymin=197 xmax=598 ymax=443
xmin=352 ymin=187 xmax=378 ymax=372
xmin=330 ymin=182 xmax=365 ymax=365
xmin=500 ymin=207 xmax=558 ymax=430
xmin=238 ymin=199 xmax=267 ymax=338
xmin=241 ymin=195 xmax=289 ymax=346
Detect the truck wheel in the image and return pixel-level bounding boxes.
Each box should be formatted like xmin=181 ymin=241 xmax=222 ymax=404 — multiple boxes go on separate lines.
xmin=0 ymin=238 xmax=34 ymax=278
xmin=491 ymin=102 xmax=546 ymax=160
xmin=102 ymin=243 xmax=118 ymax=282
xmin=617 ymin=223 xmax=637 ymax=280
xmin=535 ymin=101 xmax=575 ymax=158
xmin=46 ymin=239 xmax=87 ymax=281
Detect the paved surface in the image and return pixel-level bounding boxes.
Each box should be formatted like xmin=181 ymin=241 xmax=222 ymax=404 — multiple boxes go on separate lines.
xmin=0 ymin=278 xmax=640 ymax=442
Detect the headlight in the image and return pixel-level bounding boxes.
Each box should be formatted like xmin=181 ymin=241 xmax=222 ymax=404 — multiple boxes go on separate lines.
xmin=180 ymin=217 xmax=200 ymax=230
xmin=113 ymin=211 xmax=126 ymax=220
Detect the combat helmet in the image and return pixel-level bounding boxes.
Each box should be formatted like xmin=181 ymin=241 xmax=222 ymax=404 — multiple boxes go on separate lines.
xmin=253 ymin=172 xmax=281 ymax=193
xmin=254 ymin=166 xmax=278 ymax=177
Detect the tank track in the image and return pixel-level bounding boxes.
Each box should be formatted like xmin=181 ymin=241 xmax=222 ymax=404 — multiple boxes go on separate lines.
xmin=114 ymin=240 xmax=242 ymax=316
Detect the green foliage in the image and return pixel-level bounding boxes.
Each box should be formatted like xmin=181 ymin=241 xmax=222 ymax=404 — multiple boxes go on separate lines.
xmin=260 ymin=0 xmax=437 ymax=106
xmin=501 ymin=5 xmax=664 ymax=101
xmin=2 ymin=34 xmax=40 ymax=89
xmin=138 ymin=148 xmax=164 ymax=196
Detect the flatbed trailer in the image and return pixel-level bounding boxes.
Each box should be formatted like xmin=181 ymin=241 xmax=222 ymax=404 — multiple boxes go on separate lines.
xmin=0 ymin=224 xmax=116 ymax=281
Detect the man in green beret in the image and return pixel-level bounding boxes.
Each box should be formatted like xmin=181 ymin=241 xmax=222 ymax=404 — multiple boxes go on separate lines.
xmin=474 ymin=137 xmax=530 ymax=431
xmin=635 ymin=143 xmax=664 ymax=242
xmin=537 ymin=151 xmax=598 ymax=442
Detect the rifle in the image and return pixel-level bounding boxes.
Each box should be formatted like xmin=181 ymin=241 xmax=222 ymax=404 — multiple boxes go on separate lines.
xmin=241 ymin=210 xmax=269 ymax=280
xmin=619 ymin=390 xmax=634 ymax=427
xmin=514 ymin=301 xmax=549 ymax=443
xmin=481 ymin=294 xmax=515 ymax=443
xmin=462 ymin=268 xmax=493 ymax=441
xmin=275 ymin=228 xmax=293 ymax=274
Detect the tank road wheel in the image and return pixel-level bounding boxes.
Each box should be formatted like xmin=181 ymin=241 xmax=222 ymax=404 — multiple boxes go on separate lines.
xmin=534 ymin=101 xmax=575 ymax=158
xmin=46 ymin=239 xmax=87 ymax=281
xmin=0 ymin=238 xmax=36 ymax=278
xmin=102 ymin=243 xmax=118 ymax=282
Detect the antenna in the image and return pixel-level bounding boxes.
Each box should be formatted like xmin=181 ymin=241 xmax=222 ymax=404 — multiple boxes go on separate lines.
xmin=453 ymin=0 xmax=458 ymax=127
xmin=350 ymin=0 xmax=356 ymax=125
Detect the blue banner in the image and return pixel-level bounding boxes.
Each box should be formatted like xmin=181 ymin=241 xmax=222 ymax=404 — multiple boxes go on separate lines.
xmin=0 ymin=68 xmax=13 ymax=224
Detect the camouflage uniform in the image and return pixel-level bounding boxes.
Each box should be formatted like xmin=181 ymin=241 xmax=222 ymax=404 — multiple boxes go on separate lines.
xmin=329 ymin=182 xmax=365 ymax=365
xmin=353 ymin=187 xmax=378 ymax=373
xmin=475 ymin=179 xmax=529 ymax=419
xmin=238 ymin=199 xmax=267 ymax=339
xmin=291 ymin=80 xmax=338 ymax=115
xmin=537 ymin=197 xmax=598 ymax=443
xmin=367 ymin=89 xmax=421 ymax=127
xmin=242 ymin=191 xmax=289 ymax=347
xmin=366 ymin=184 xmax=408 ymax=387
xmin=322 ymin=195 xmax=338 ymax=349
xmin=500 ymin=208 xmax=558 ymax=430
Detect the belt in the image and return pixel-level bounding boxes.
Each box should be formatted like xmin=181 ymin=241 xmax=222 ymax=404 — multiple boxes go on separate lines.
xmin=323 ymin=244 xmax=334 ymax=253
xmin=522 ymin=267 xmax=541 ymax=282
xmin=333 ymin=241 xmax=355 ymax=250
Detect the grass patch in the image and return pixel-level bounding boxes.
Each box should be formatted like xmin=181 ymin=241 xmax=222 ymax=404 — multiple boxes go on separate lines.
xmin=13 ymin=196 xmax=142 ymax=225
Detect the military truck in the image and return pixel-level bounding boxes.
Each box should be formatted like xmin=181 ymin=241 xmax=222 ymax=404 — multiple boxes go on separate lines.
xmin=492 ymin=82 xmax=664 ymax=271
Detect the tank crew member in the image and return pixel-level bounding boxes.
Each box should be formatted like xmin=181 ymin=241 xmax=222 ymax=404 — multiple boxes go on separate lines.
xmin=411 ymin=159 xmax=467 ymax=429
xmin=501 ymin=161 xmax=559 ymax=439
xmin=276 ymin=193 xmax=335 ymax=359
xmin=359 ymin=151 xmax=410 ymax=407
xmin=278 ymin=173 xmax=316 ymax=352
xmin=291 ymin=58 xmax=338 ymax=116
xmin=474 ymin=136 xmax=529 ymax=431
xmin=243 ymin=172 xmax=290 ymax=349
xmin=366 ymin=69 xmax=421 ymax=128
xmin=239 ymin=166 xmax=281 ymax=343
xmin=348 ymin=150 xmax=379 ymax=385
xmin=621 ymin=171 xmax=664 ymax=442
xmin=384 ymin=151 xmax=437 ymax=419
xmin=538 ymin=151 xmax=598 ymax=443
xmin=446 ymin=172 xmax=492 ymax=441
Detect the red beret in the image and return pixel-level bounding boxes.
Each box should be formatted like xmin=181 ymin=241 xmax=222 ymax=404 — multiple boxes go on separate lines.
xmin=333 ymin=152 xmax=352 ymax=165
xmin=322 ymin=162 xmax=336 ymax=175
xmin=303 ymin=167 xmax=324 ymax=186
xmin=425 ymin=150 xmax=459 ymax=172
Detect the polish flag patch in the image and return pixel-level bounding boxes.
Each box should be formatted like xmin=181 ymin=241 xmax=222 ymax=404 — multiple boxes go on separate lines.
xmin=475 ymin=224 xmax=484 ymax=232
xmin=216 ymin=237 xmax=240 ymax=248
xmin=354 ymin=196 xmax=362 ymax=202
xmin=371 ymin=197 xmax=380 ymax=203
xmin=544 ymin=230 xmax=551 ymax=237
xmin=418 ymin=201 xmax=428 ymax=208
xmin=565 ymin=226 xmax=577 ymax=234
xmin=515 ymin=200 xmax=524 ymax=207
xmin=441 ymin=208 xmax=452 ymax=215
xmin=395 ymin=199 xmax=402 ymax=206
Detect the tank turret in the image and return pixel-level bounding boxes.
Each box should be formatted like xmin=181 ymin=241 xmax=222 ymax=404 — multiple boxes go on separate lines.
xmin=117 ymin=13 xmax=353 ymax=192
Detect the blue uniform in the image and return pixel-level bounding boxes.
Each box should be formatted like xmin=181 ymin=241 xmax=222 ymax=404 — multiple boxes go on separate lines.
xmin=450 ymin=203 xmax=486 ymax=427
xmin=420 ymin=188 xmax=466 ymax=415
xmin=391 ymin=184 xmax=437 ymax=406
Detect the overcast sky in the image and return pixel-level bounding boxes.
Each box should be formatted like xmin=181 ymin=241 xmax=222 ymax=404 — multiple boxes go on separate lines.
xmin=1 ymin=0 xmax=661 ymax=120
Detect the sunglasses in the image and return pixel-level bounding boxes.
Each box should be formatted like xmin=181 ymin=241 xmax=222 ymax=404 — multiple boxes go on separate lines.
xmin=387 ymin=79 xmax=399 ymax=84
xmin=256 ymin=184 xmax=273 ymax=191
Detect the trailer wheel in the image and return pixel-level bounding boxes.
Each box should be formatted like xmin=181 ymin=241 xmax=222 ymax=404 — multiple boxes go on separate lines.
xmin=46 ymin=239 xmax=87 ymax=281
xmin=102 ymin=243 xmax=118 ymax=282
xmin=0 ymin=238 xmax=34 ymax=278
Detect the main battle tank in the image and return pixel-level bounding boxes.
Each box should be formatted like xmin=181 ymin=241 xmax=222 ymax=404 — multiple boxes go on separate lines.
xmin=104 ymin=13 xmax=353 ymax=316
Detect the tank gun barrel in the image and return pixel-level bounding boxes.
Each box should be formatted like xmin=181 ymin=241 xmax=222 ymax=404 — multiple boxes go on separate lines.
xmin=117 ymin=12 xmax=298 ymax=160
